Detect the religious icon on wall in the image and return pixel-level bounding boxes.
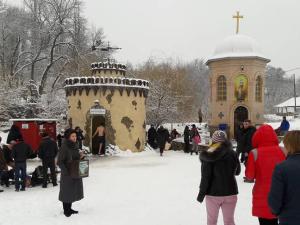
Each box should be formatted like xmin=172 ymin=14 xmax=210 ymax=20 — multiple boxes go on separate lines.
xmin=234 ymin=75 xmax=248 ymax=101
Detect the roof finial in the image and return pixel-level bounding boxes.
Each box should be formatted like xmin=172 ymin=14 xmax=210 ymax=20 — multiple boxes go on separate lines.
xmin=233 ymin=11 xmax=244 ymax=34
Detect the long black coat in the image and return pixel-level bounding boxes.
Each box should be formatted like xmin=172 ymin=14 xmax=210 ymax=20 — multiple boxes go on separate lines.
xmin=197 ymin=141 xmax=241 ymax=202
xmin=156 ymin=128 xmax=170 ymax=149
xmin=240 ymin=126 xmax=256 ymax=154
xmin=57 ymin=140 xmax=84 ymax=203
xmin=268 ymin=154 xmax=300 ymax=225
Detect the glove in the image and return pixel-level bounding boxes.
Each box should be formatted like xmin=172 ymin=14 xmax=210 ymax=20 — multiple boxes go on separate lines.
xmin=197 ymin=192 xmax=205 ymax=203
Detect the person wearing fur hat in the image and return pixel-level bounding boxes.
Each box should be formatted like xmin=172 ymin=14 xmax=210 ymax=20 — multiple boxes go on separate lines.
xmin=197 ymin=130 xmax=241 ymax=225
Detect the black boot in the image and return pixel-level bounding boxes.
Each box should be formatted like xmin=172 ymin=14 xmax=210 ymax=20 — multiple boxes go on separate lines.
xmin=63 ymin=203 xmax=72 ymax=217
xmin=70 ymin=209 xmax=78 ymax=214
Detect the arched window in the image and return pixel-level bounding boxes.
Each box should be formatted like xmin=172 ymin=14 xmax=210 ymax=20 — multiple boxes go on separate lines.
xmin=217 ymin=75 xmax=227 ymax=101
xmin=255 ymin=76 xmax=262 ymax=102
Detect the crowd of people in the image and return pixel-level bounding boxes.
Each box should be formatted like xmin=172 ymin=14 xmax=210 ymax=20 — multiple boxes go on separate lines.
xmin=1 ymin=117 xmax=298 ymax=222
xmin=0 ymin=124 xmax=86 ymax=217
xmin=197 ymin=117 xmax=297 ymax=225
xmin=147 ymin=124 xmax=202 ymax=156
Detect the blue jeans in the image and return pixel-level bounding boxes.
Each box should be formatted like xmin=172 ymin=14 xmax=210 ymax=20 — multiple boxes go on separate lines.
xmin=15 ymin=162 xmax=27 ymax=190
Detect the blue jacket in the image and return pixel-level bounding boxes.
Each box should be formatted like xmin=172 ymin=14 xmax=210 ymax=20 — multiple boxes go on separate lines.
xmin=280 ymin=120 xmax=290 ymax=131
xmin=268 ymin=154 xmax=300 ymax=225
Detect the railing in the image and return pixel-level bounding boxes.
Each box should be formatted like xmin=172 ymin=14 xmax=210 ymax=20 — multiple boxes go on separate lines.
xmin=64 ymin=76 xmax=150 ymax=89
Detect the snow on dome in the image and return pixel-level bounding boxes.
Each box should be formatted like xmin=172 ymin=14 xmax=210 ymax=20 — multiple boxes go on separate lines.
xmin=206 ymin=34 xmax=270 ymax=64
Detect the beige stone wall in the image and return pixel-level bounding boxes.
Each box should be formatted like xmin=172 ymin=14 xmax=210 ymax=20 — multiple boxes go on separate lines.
xmin=208 ymin=58 xmax=268 ymax=138
xmin=67 ymin=88 xmax=147 ymax=152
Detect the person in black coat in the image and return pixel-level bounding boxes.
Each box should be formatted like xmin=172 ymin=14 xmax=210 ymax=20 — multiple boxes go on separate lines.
xmin=183 ymin=126 xmax=190 ymax=153
xmin=197 ymin=130 xmax=241 ymax=225
xmin=58 ymin=129 xmax=84 ymax=217
xmin=156 ymin=126 xmax=170 ymax=156
xmin=12 ymin=139 xmax=32 ymax=191
xmin=6 ymin=124 xmax=22 ymax=144
xmin=240 ymin=120 xmax=256 ymax=163
xmin=268 ymin=131 xmax=300 ymax=225
xmin=38 ymin=132 xmax=58 ymax=188
xmin=57 ymin=130 xmax=64 ymax=148
xmin=75 ymin=127 xmax=85 ymax=150
xmin=235 ymin=123 xmax=244 ymax=160
xmin=147 ymin=125 xmax=157 ymax=149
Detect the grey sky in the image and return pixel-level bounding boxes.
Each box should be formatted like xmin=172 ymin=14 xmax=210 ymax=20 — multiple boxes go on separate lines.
xmin=8 ymin=0 xmax=300 ymax=71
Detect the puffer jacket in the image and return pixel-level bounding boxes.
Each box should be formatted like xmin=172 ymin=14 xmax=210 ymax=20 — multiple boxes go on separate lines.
xmin=245 ymin=124 xmax=286 ymax=219
xmin=197 ymin=141 xmax=241 ymax=202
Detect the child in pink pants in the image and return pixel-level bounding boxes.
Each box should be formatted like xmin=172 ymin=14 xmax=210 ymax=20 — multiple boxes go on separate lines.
xmin=197 ymin=130 xmax=240 ymax=225
xmin=205 ymin=195 xmax=237 ymax=225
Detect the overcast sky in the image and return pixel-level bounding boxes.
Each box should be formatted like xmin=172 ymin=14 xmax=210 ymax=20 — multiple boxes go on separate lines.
xmin=8 ymin=0 xmax=300 ymax=72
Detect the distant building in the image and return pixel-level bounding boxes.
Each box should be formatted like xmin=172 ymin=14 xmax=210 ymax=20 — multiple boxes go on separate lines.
xmin=274 ymin=97 xmax=300 ymax=115
xmin=64 ymin=59 xmax=150 ymax=152
xmin=206 ymin=12 xmax=270 ymax=138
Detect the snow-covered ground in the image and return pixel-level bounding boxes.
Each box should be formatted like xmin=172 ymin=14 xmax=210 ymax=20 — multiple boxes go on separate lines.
xmin=0 ymin=150 xmax=256 ymax=225
xmin=1 ymin=116 xmax=300 ymax=225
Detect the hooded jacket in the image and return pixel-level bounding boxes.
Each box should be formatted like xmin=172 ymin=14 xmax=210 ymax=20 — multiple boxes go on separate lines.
xmin=197 ymin=141 xmax=241 ymax=202
xmin=245 ymin=124 xmax=286 ymax=219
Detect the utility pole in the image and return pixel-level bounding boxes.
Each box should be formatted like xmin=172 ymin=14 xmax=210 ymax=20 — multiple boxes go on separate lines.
xmin=294 ymin=74 xmax=297 ymax=116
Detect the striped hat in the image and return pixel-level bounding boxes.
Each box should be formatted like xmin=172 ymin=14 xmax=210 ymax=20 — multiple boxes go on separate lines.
xmin=211 ymin=130 xmax=227 ymax=143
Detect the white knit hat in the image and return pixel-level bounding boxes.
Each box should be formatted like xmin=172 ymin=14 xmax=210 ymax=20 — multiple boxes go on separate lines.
xmin=211 ymin=130 xmax=227 ymax=143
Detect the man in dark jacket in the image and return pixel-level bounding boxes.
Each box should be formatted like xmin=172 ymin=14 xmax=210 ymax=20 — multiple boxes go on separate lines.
xmin=12 ymin=139 xmax=32 ymax=191
xmin=38 ymin=132 xmax=58 ymax=188
xmin=156 ymin=126 xmax=170 ymax=156
xmin=240 ymin=119 xmax=256 ymax=164
xmin=276 ymin=116 xmax=290 ymax=136
xmin=147 ymin=125 xmax=157 ymax=149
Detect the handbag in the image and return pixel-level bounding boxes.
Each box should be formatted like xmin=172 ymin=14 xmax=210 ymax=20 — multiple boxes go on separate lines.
xmin=165 ymin=142 xmax=171 ymax=150
xmin=69 ymin=159 xmax=89 ymax=179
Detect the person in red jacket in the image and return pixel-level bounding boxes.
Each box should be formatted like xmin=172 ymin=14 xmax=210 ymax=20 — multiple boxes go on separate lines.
xmin=245 ymin=124 xmax=286 ymax=225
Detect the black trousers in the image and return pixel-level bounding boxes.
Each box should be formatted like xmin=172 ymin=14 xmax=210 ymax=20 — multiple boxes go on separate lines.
xmin=15 ymin=162 xmax=26 ymax=190
xmin=258 ymin=218 xmax=278 ymax=225
xmin=184 ymin=141 xmax=190 ymax=153
xmin=159 ymin=146 xmax=164 ymax=155
xmin=63 ymin=202 xmax=72 ymax=213
xmin=42 ymin=159 xmax=57 ymax=186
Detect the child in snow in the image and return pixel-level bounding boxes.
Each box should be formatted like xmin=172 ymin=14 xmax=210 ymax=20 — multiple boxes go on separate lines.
xmin=197 ymin=130 xmax=240 ymax=225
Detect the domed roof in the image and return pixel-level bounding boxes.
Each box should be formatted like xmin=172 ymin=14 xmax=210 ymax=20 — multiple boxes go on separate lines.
xmin=206 ymin=34 xmax=270 ymax=64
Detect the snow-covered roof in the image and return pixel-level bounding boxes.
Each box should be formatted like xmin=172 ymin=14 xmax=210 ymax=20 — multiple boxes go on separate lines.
xmin=274 ymin=97 xmax=300 ymax=108
xmin=9 ymin=118 xmax=58 ymax=122
xmin=206 ymin=34 xmax=270 ymax=64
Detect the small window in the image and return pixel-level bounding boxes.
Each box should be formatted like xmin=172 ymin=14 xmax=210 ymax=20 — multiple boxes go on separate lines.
xmin=255 ymin=76 xmax=262 ymax=102
xmin=217 ymin=76 xmax=227 ymax=101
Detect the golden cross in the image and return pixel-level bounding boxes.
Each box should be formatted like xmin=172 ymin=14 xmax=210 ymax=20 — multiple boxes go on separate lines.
xmin=233 ymin=11 xmax=244 ymax=34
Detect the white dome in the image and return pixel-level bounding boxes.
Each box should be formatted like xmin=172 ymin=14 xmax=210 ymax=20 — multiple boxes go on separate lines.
xmin=206 ymin=34 xmax=270 ymax=64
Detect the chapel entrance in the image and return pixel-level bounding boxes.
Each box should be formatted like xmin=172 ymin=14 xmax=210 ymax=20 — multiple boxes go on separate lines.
xmin=234 ymin=106 xmax=248 ymax=138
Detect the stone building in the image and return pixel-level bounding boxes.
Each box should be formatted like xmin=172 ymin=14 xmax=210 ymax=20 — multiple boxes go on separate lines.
xmin=206 ymin=34 xmax=270 ymax=138
xmin=64 ymin=59 xmax=150 ymax=152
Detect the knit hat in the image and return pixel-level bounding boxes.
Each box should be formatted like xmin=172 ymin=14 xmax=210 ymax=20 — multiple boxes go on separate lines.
xmin=211 ymin=130 xmax=227 ymax=143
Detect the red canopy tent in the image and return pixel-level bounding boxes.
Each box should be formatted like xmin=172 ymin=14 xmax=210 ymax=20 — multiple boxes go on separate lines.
xmin=9 ymin=119 xmax=57 ymax=152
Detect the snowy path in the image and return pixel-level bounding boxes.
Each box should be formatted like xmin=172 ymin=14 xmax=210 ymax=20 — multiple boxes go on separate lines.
xmin=0 ymin=150 xmax=257 ymax=225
